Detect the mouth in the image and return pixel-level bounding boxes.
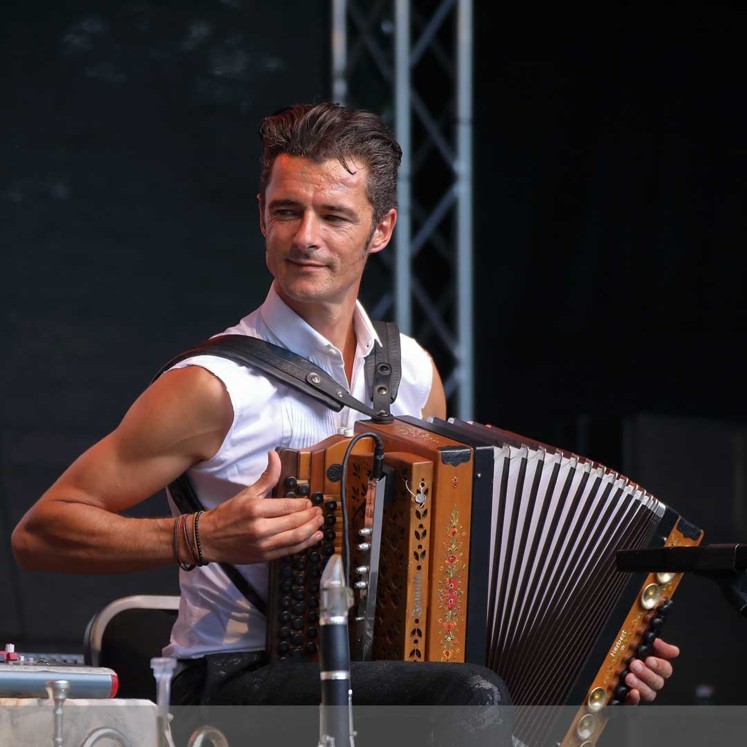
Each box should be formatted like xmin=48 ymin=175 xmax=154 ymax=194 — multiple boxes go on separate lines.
xmin=287 ymin=258 xmax=326 ymax=269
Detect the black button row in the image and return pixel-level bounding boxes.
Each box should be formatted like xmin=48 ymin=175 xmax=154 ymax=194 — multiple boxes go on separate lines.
xmin=610 ymin=599 xmax=674 ymax=706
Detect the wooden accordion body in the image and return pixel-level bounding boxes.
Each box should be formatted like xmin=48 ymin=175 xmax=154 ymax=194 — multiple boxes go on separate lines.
xmin=268 ymin=416 xmax=703 ymax=746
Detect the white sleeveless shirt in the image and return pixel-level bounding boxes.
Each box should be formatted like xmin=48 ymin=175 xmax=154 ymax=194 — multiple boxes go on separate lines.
xmin=163 ymin=284 xmax=434 ymax=658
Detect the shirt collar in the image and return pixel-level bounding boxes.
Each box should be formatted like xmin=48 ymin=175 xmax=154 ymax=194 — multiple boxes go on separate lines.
xmin=259 ymin=283 xmax=381 ymax=362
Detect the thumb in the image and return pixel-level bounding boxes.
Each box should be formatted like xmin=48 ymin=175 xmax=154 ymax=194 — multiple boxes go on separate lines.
xmin=250 ymin=450 xmax=282 ymax=498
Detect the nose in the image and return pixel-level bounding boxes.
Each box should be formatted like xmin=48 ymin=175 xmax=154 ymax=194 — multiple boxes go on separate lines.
xmin=292 ymin=210 xmax=321 ymax=251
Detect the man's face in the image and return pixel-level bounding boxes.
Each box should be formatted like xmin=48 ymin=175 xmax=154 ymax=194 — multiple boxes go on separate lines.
xmin=259 ymin=154 xmax=396 ymax=315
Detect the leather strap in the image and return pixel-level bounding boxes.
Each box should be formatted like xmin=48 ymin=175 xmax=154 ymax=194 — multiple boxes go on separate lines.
xmin=367 ymin=321 xmax=401 ymax=419
xmin=154 ymin=335 xmax=389 ymax=421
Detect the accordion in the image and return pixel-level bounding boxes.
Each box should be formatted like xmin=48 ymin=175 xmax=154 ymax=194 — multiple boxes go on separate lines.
xmin=268 ymin=416 xmax=703 ymax=746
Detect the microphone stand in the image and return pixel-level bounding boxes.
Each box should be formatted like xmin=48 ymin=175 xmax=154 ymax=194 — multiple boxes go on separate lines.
xmin=616 ymin=543 xmax=747 ymax=618
xmin=318 ymin=554 xmax=356 ymax=747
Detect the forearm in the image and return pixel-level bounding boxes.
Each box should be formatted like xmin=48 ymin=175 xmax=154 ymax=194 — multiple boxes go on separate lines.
xmin=12 ymin=500 xmax=177 ymax=574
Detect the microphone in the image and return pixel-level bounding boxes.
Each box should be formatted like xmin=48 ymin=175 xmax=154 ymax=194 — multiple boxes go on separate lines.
xmin=616 ymin=544 xmax=747 ymax=618
xmin=318 ymin=553 xmax=356 ymax=747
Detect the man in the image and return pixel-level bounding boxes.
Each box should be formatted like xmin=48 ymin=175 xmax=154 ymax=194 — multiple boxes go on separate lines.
xmin=12 ymin=103 xmax=674 ymax=724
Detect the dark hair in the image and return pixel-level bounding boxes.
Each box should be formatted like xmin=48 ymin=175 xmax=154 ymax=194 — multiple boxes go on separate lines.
xmin=258 ymin=102 xmax=402 ymax=225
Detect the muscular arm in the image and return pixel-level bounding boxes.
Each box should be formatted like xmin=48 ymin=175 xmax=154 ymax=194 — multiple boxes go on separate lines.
xmin=12 ymin=366 xmax=323 ymax=573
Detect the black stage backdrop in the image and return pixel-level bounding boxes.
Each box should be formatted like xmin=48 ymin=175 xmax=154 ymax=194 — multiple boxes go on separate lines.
xmin=1 ymin=2 xmax=746 ymax=705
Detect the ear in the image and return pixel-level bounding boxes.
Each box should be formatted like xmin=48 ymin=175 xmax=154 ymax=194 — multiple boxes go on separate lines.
xmin=257 ymin=193 xmax=266 ymax=237
xmin=367 ymin=208 xmax=397 ymax=255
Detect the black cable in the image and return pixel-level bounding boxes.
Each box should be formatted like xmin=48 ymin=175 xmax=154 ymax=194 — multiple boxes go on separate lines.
xmin=339 ymin=431 xmax=384 ymax=588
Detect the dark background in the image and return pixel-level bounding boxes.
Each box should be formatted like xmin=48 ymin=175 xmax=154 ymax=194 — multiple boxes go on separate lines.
xmin=2 ymin=2 xmax=745 ymax=705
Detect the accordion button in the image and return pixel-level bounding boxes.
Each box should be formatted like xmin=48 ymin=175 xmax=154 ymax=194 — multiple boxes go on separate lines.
xmin=659 ymin=599 xmax=674 ymax=615
xmin=281 ymin=566 xmax=293 ymax=579
xmin=292 ymin=618 xmax=304 ymax=631
xmin=278 ymin=642 xmax=290 ymax=655
xmin=323 ymin=543 xmax=335 ymax=555
xmin=280 ymin=611 xmax=291 ymax=623
xmin=640 ymin=583 xmax=662 ymax=610
xmin=309 ymin=567 xmax=321 ymax=579
xmin=587 ymin=687 xmax=607 ymax=711
xmin=293 ymin=603 xmax=305 ymax=616
xmin=298 ymin=484 xmax=311 ymax=496
xmin=307 ymin=612 xmax=319 ymax=624
xmin=609 ymin=699 xmax=622 ymax=706
xmin=614 ymin=685 xmax=629 ymax=700
xmin=284 ymin=476 xmax=298 ymax=490
xmin=643 ymin=631 xmax=656 ymax=645
xmin=325 ymin=500 xmax=337 ymax=512
xmin=324 ymin=514 xmax=336 ymax=526
xmin=312 ymin=492 xmax=324 ymax=505
xmin=279 ymin=627 xmax=290 ymax=640
xmin=281 ymin=580 xmax=292 ymax=593
xmin=307 ymin=597 xmax=319 ymax=609
xmin=309 ymin=583 xmax=320 ymax=594
xmin=650 ymin=616 xmax=664 ymax=631
xmin=636 ymin=644 xmax=650 ymax=659
xmin=307 ymin=627 xmax=318 ymax=639
xmin=305 ymin=642 xmax=318 ymax=656
xmin=293 ymin=590 xmax=305 ymax=602
xmin=309 ymin=551 xmax=321 ymax=564
xmin=293 ymin=574 xmax=306 ymax=586
xmin=292 ymin=634 xmax=304 ymax=646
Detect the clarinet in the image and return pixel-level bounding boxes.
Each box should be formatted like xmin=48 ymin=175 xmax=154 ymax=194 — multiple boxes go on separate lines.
xmin=318 ymin=554 xmax=356 ymax=747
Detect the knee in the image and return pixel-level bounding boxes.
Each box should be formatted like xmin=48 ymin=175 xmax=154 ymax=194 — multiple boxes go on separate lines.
xmin=455 ymin=664 xmax=512 ymax=707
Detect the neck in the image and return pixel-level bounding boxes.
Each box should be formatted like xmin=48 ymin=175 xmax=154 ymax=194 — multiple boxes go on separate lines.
xmin=273 ymin=283 xmax=359 ymax=383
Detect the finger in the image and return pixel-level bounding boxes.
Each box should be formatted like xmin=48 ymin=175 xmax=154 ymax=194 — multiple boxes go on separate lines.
xmin=644 ymin=655 xmax=673 ymax=680
xmin=251 ymin=506 xmax=324 ymax=539
xmin=651 ymin=637 xmax=680 ymax=660
xmin=624 ymin=688 xmax=641 ymax=706
xmin=263 ymin=529 xmax=326 ymax=561
xmin=625 ymin=660 xmax=662 ymax=702
xmin=247 ymin=497 xmax=318 ymax=518
xmin=254 ymin=516 xmax=326 ymax=559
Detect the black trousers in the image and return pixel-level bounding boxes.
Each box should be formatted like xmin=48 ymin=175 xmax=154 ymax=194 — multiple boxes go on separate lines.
xmin=171 ymin=652 xmax=513 ymax=746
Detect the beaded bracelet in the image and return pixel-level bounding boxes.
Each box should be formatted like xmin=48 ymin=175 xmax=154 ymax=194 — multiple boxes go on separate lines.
xmin=173 ymin=515 xmax=196 ymax=571
xmin=193 ymin=510 xmax=207 ymax=566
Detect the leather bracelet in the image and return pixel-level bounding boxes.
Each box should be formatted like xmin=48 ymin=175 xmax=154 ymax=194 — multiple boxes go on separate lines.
xmin=181 ymin=512 xmax=198 ymax=566
xmin=173 ymin=515 xmax=196 ymax=571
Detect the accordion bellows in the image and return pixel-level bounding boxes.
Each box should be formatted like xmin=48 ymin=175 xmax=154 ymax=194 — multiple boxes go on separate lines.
xmin=268 ymin=416 xmax=703 ymax=746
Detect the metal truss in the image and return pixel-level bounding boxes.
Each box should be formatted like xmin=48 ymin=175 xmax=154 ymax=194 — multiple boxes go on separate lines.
xmin=331 ymin=0 xmax=474 ymax=418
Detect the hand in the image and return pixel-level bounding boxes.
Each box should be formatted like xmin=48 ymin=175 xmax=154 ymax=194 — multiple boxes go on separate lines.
xmin=623 ymin=637 xmax=679 ymax=704
xmin=198 ymin=451 xmax=324 ymax=564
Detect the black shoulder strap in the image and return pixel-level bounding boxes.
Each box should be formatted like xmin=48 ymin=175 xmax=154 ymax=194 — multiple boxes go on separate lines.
xmin=154 ymin=335 xmax=392 ymax=421
xmin=153 ymin=324 xmax=402 ymax=617
xmin=367 ymin=320 xmax=402 ymax=417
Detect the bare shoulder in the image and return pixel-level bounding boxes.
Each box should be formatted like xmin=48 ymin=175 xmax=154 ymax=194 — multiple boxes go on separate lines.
xmin=116 ymin=364 xmax=234 ymax=464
